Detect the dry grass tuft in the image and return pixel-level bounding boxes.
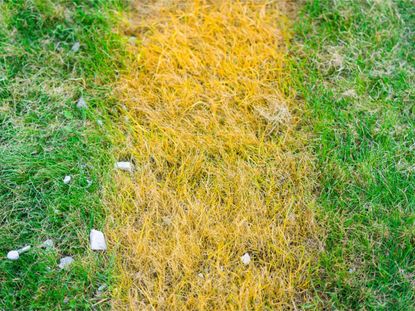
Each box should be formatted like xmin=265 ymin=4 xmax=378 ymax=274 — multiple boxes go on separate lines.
xmin=108 ymin=1 xmax=318 ymax=309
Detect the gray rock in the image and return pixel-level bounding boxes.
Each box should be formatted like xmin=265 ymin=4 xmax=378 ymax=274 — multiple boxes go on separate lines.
xmin=7 ymin=250 xmax=19 ymax=260
xmin=90 ymin=229 xmax=107 ymax=251
xmin=71 ymin=41 xmax=80 ymax=52
xmin=77 ymin=96 xmax=87 ymax=109
xmin=241 ymin=253 xmax=251 ymax=265
xmin=63 ymin=175 xmax=71 ymax=184
xmin=41 ymin=239 xmax=54 ymax=249
xmin=59 ymin=256 xmax=74 ymax=269
xmin=115 ymin=161 xmax=134 ymax=172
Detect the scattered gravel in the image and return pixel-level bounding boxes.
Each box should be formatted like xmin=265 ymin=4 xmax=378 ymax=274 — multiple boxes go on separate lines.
xmin=59 ymin=256 xmax=74 ymax=269
xmin=7 ymin=250 xmax=19 ymax=260
xmin=115 ymin=161 xmax=134 ymax=172
xmin=63 ymin=175 xmax=71 ymax=184
xmin=71 ymin=41 xmax=80 ymax=52
xmin=77 ymin=96 xmax=87 ymax=109
xmin=7 ymin=245 xmax=31 ymax=261
xmin=128 ymin=36 xmax=137 ymax=45
xmin=90 ymin=229 xmax=107 ymax=251
xmin=241 ymin=253 xmax=251 ymax=265
xmin=96 ymin=284 xmax=107 ymax=297
xmin=40 ymin=239 xmax=54 ymax=249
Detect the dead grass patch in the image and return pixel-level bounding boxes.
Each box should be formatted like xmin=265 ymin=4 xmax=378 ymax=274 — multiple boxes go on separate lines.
xmin=108 ymin=1 xmax=318 ymax=309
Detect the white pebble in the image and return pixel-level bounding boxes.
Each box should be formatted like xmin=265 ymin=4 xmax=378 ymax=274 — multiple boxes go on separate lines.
xmin=71 ymin=41 xmax=80 ymax=52
xmin=7 ymin=250 xmax=19 ymax=260
xmin=115 ymin=161 xmax=134 ymax=172
xmin=241 ymin=253 xmax=251 ymax=265
xmin=90 ymin=229 xmax=107 ymax=251
xmin=41 ymin=239 xmax=54 ymax=249
xmin=96 ymin=284 xmax=107 ymax=297
xmin=86 ymin=179 xmax=93 ymax=188
xmin=77 ymin=96 xmax=87 ymax=109
xmin=96 ymin=119 xmax=103 ymax=127
xmin=63 ymin=175 xmax=71 ymax=184
xmin=59 ymin=256 xmax=74 ymax=269
xmin=128 ymin=36 xmax=137 ymax=45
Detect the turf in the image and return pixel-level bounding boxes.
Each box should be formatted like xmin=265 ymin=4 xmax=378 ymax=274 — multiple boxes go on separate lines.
xmin=0 ymin=0 xmax=126 ymax=309
xmin=2 ymin=0 xmax=414 ymax=309
xmin=292 ymin=0 xmax=415 ymax=309
xmin=108 ymin=1 xmax=319 ymax=309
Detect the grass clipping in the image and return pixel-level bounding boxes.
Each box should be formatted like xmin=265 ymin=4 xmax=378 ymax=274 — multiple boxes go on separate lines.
xmin=110 ymin=1 xmax=317 ymax=309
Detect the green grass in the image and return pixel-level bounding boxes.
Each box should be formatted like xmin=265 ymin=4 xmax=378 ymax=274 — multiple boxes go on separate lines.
xmin=0 ymin=0 xmax=126 ymax=309
xmin=293 ymin=0 xmax=415 ymax=309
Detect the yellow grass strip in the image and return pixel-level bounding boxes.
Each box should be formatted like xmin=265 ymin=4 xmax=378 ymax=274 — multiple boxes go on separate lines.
xmin=109 ymin=1 xmax=318 ymax=309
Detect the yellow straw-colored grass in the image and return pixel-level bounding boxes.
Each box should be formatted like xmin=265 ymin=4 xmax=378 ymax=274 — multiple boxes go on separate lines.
xmin=108 ymin=1 xmax=318 ymax=309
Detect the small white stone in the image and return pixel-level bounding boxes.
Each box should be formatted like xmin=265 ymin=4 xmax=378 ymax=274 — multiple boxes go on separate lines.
xmin=115 ymin=161 xmax=134 ymax=172
xmin=71 ymin=41 xmax=80 ymax=52
xmin=96 ymin=119 xmax=103 ymax=127
xmin=86 ymin=179 xmax=93 ymax=188
xmin=41 ymin=239 xmax=54 ymax=249
xmin=90 ymin=229 xmax=107 ymax=251
xmin=197 ymin=273 xmax=204 ymax=279
xmin=96 ymin=284 xmax=107 ymax=297
xmin=77 ymin=96 xmax=87 ymax=109
xmin=7 ymin=250 xmax=19 ymax=260
xmin=241 ymin=253 xmax=251 ymax=265
xmin=63 ymin=175 xmax=71 ymax=184
xmin=59 ymin=256 xmax=74 ymax=269
xmin=128 ymin=36 xmax=137 ymax=45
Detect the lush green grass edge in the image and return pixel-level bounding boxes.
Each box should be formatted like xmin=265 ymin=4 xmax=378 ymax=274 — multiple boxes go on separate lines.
xmin=0 ymin=0 xmax=127 ymax=309
xmin=292 ymin=0 xmax=414 ymax=309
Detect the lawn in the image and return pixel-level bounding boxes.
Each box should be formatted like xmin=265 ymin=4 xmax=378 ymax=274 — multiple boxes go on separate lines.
xmin=0 ymin=0 xmax=125 ymax=309
xmin=294 ymin=0 xmax=415 ymax=309
xmin=1 ymin=0 xmax=414 ymax=309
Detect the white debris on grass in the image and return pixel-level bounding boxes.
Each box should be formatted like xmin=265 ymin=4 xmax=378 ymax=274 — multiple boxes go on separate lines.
xmin=342 ymin=89 xmax=357 ymax=98
xmin=7 ymin=250 xmax=19 ymax=260
xmin=96 ymin=284 xmax=107 ymax=297
xmin=63 ymin=175 xmax=71 ymax=184
xmin=71 ymin=41 xmax=80 ymax=52
xmin=59 ymin=256 xmax=74 ymax=269
xmin=86 ymin=179 xmax=93 ymax=188
xmin=7 ymin=245 xmax=31 ymax=261
xmin=40 ymin=239 xmax=54 ymax=249
xmin=241 ymin=252 xmax=251 ymax=265
xmin=96 ymin=119 xmax=103 ymax=127
xmin=77 ymin=96 xmax=87 ymax=109
xmin=115 ymin=161 xmax=134 ymax=172
xmin=90 ymin=229 xmax=107 ymax=251
xmin=128 ymin=36 xmax=137 ymax=45
xmin=18 ymin=245 xmax=31 ymax=253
